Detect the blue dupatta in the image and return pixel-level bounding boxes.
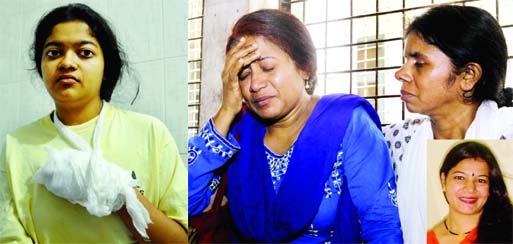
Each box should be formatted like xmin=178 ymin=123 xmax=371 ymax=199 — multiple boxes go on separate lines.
xmin=227 ymin=94 xmax=381 ymax=242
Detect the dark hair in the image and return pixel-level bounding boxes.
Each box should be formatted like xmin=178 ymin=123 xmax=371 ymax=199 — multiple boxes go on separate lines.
xmin=440 ymin=141 xmax=513 ymax=243
xmin=226 ymin=9 xmax=317 ymax=95
xmin=32 ymin=3 xmax=127 ymax=102
xmin=407 ymin=5 xmax=512 ymax=107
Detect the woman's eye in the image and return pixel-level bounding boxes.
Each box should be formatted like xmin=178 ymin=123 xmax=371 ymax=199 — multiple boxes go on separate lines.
xmin=79 ymin=50 xmax=94 ymax=58
xmin=239 ymin=70 xmax=250 ymax=81
xmin=454 ymin=175 xmax=464 ymax=180
xmin=46 ymin=50 xmax=60 ymax=58
xmin=239 ymin=74 xmax=249 ymax=81
xmin=478 ymin=179 xmax=488 ymax=184
xmin=262 ymin=67 xmax=274 ymax=72
xmin=414 ymin=62 xmax=425 ymax=68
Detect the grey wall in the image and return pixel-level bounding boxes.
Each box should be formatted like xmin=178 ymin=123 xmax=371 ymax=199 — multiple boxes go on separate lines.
xmin=199 ymin=0 xmax=249 ymax=127
xmin=0 ymin=0 xmax=188 ymax=161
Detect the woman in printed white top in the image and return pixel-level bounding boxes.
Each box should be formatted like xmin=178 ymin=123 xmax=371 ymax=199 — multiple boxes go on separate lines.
xmin=383 ymin=5 xmax=513 ymax=244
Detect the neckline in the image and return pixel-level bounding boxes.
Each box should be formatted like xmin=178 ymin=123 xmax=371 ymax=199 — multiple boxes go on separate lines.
xmin=443 ymin=219 xmax=472 ymax=240
xmin=52 ymin=101 xmax=108 ymax=151
xmin=264 ymin=142 xmax=296 ymax=157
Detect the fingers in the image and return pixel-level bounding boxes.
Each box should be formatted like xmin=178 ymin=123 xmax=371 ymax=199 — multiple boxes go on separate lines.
xmin=235 ymin=48 xmax=260 ymax=74
xmin=226 ymin=37 xmax=252 ymax=57
xmin=218 ymin=37 xmax=261 ymax=121
xmin=223 ymin=38 xmax=260 ymax=82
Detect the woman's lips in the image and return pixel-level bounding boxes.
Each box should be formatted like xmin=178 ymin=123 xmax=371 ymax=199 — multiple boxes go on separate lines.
xmin=400 ymin=90 xmax=414 ymax=101
xmin=57 ymin=75 xmax=79 ymax=85
xmin=459 ymin=197 xmax=478 ymax=204
xmin=252 ymin=96 xmax=273 ymax=107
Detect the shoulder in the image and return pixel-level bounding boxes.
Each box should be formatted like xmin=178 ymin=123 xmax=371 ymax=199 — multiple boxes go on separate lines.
xmin=107 ymin=104 xmax=169 ymax=133
xmin=426 ymin=229 xmax=439 ymax=244
xmin=383 ymin=117 xmax=428 ymax=139
xmin=4 ymin=116 xmax=55 ymax=172
xmin=105 ymin=105 xmax=176 ymax=148
xmin=320 ymin=93 xmax=370 ymax=108
xmin=345 ymin=105 xmax=377 ymax=129
xmin=382 ymin=117 xmax=428 ymax=163
xmin=477 ymin=101 xmax=513 ymax=139
xmin=351 ymin=104 xmax=374 ymax=117
xmin=7 ymin=114 xmax=54 ymax=143
xmin=319 ymin=94 xmax=379 ymax=123
xmin=108 ymin=104 xmax=164 ymax=124
xmin=427 ymin=222 xmax=446 ymax=244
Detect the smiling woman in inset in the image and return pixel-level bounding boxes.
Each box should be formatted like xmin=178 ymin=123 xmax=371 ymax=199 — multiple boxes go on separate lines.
xmin=188 ymin=9 xmax=402 ymax=243
xmin=428 ymin=141 xmax=512 ymax=243
xmin=383 ymin=5 xmax=513 ymax=243
xmin=0 ymin=3 xmax=187 ymax=243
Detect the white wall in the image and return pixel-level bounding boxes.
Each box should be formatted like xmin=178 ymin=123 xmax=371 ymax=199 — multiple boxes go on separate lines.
xmin=249 ymin=0 xmax=278 ymax=10
xmin=0 ymin=0 xmax=188 ymax=160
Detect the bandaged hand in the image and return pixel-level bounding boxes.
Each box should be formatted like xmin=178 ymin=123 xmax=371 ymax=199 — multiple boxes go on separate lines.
xmin=32 ymin=146 xmax=152 ymax=239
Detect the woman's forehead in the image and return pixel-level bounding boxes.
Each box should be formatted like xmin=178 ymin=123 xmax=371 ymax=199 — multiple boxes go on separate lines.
xmin=450 ymin=158 xmax=490 ymax=174
xmin=45 ymin=21 xmax=99 ymax=46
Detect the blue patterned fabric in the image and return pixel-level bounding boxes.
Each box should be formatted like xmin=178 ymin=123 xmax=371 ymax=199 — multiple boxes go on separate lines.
xmin=188 ymin=94 xmax=403 ymax=243
xmin=265 ymin=145 xmax=294 ymax=191
xmin=265 ymin=145 xmax=343 ymax=243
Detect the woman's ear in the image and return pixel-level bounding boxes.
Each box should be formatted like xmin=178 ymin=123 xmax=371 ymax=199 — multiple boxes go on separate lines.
xmin=459 ymin=62 xmax=482 ymax=92
xmin=440 ymin=173 xmax=447 ymax=192
xmin=299 ymin=70 xmax=310 ymax=81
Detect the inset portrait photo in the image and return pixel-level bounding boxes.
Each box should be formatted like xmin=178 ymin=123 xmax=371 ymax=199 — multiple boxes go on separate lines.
xmin=427 ymin=140 xmax=513 ymax=243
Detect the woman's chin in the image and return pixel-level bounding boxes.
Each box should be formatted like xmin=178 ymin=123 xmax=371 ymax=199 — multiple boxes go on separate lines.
xmin=453 ymin=206 xmax=484 ymax=216
xmin=404 ymin=103 xmax=426 ymax=116
xmin=251 ymin=109 xmax=281 ymax=122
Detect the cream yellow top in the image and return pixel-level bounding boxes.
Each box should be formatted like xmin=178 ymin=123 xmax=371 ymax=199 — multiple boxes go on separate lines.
xmin=0 ymin=104 xmax=187 ymax=243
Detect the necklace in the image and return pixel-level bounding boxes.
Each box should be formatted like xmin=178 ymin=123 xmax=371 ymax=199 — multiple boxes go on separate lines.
xmin=444 ymin=219 xmax=472 ymax=241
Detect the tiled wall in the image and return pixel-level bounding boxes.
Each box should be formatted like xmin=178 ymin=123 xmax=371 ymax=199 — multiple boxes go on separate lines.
xmin=0 ymin=0 xmax=188 ymax=161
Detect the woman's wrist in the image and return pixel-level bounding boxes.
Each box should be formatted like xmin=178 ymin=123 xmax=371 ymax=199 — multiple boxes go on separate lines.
xmin=213 ymin=106 xmax=239 ymax=137
xmin=117 ymin=203 xmax=147 ymax=243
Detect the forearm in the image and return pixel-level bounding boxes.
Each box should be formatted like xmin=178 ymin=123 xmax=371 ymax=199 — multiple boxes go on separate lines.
xmin=213 ymin=107 xmax=238 ymax=137
xmin=119 ymin=189 xmax=187 ymax=243
xmin=188 ymin=119 xmax=239 ymax=215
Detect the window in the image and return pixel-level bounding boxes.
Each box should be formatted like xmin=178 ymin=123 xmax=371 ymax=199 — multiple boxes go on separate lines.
xmin=188 ymin=0 xmax=204 ymax=137
xmin=282 ymin=0 xmax=513 ymax=124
